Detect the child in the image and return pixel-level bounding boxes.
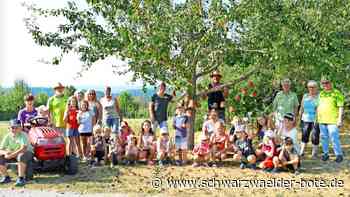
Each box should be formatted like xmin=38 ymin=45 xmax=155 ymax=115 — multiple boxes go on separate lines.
xmin=138 ymin=120 xmax=156 ymax=165
xmin=232 ymin=127 xmax=256 ymax=169
xmin=192 ymin=135 xmax=211 ymax=167
xmin=272 ymin=137 xmax=301 ymax=174
xmin=64 ymin=97 xmax=82 ymax=158
xmin=202 ymin=109 xmax=224 ymax=137
xmin=210 ymin=121 xmax=229 ymax=167
xmin=77 ymin=100 xmax=96 ymax=161
xmin=125 ymin=135 xmax=139 ymax=165
xmin=258 ymin=131 xmax=278 ymax=171
xmin=36 ymin=105 xmax=49 ymax=118
xmin=111 ymin=121 xmax=133 ymax=164
xmin=156 ymin=128 xmax=174 ymax=166
xmin=256 ymin=115 xmax=269 ymax=141
xmin=173 ymin=105 xmax=189 ymax=166
xmin=90 ymin=125 xmax=106 ymax=166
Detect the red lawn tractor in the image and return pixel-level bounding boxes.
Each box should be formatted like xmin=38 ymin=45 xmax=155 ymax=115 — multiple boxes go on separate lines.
xmin=24 ymin=117 xmax=78 ymax=179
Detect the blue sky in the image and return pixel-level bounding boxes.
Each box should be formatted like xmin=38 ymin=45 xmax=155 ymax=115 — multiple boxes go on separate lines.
xmin=0 ymin=0 xmax=142 ymax=89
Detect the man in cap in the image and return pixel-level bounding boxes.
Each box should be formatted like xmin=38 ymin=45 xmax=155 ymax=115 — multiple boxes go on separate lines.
xmin=317 ymin=77 xmax=344 ymax=163
xmin=0 ymin=119 xmax=34 ymax=186
xmin=206 ymin=70 xmax=229 ymax=121
xmin=47 ymin=82 xmax=68 ymax=135
xmin=272 ymin=78 xmax=299 ymax=132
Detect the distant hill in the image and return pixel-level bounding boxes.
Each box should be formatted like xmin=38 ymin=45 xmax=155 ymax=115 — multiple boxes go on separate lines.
xmin=28 ymin=87 xmax=155 ymax=100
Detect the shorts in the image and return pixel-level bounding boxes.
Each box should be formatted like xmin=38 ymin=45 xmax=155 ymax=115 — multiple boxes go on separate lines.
xmin=261 ymin=157 xmax=274 ymax=169
xmin=66 ymin=128 xmax=79 ymax=137
xmin=175 ymin=136 xmax=187 ymax=150
xmin=80 ymin=132 xmax=93 ymax=137
xmin=0 ymin=151 xmax=33 ymax=165
xmin=103 ymin=117 xmax=119 ymax=133
xmin=152 ymin=120 xmax=168 ymax=133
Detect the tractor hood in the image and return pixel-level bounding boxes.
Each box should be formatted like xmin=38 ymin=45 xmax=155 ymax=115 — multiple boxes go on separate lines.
xmin=29 ymin=127 xmax=62 ymax=140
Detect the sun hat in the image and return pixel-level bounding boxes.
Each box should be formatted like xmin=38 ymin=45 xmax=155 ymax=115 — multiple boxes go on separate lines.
xmin=53 ymin=82 xmax=65 ymax=90
xmin=210 ymin=70 xmax=222 ymax=78
xmin=9 ymin=119 xmax=21 ymax=128
xmin=283 ymin=113 xmax=295 ymax=121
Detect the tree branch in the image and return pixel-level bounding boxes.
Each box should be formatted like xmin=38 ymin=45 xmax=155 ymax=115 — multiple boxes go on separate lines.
xmin=196 ymin=68 xmax=257 ymax=97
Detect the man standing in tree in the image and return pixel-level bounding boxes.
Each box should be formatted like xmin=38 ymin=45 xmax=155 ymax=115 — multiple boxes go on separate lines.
xmin=206 ymin=70 xmax=229 ymax=121
xmin=149 ymin=82 xmax=175 ymax=134
xmin=317 ymin=77 xmax=344 ymax=163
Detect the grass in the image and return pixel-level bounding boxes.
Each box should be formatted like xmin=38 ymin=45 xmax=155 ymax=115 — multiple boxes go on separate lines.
xmin=0 ymin=120 xmax=350 ymax=196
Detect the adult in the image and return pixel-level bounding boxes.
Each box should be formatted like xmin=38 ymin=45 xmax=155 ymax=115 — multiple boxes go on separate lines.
xmin=47 ymin=82 xmax=68 ymax=135
xmin=317 ymin=78 xmax=344 ymax=163
xmin=17 ymin=94 xmax=38 ymax=132
xmin=202 ymin=109 xmax=225 ymax=137
xmin=272 ymin=78 xmax=299 ymax=132
xmin=85 ymin=89 xmax=102 ymax=126
xmin=280 ymin=113 xmax=300 ymax=154
xmin=100 ymin=86 xmax=122 ymax=137
xmin=206 ymin=70 xmax=229 ymax=121
xmin=298 ymin=80 xmax=320 ymax=158
xmin=149 ymin=82 xmax=175 ymax=133
xmin=0 ymin=119 xmax=33 ymax=186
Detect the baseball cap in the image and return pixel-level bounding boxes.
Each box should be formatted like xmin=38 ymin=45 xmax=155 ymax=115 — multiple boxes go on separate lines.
xmin=283 ymin=113 xmax=295 ymax=121
xmin=9 ymin=119 xmax=21 ymax=128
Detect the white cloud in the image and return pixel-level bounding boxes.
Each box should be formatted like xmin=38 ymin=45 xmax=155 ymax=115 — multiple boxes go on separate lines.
xmin=0 ymin=0 xmax=142 ymax=88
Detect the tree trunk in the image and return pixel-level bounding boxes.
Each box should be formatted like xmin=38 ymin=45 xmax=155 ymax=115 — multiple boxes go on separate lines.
xmin=188 ymin=75 xmax=197 ymax=150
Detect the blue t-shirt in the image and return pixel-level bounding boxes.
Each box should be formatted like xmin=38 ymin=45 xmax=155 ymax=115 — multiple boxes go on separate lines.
xmin=78 ymin=111 xmax=94 ymax=133
xmin=173 ymin=115 xmax=189 ymax=138
xmin=302 ymin=93 xmax=318 ymax=122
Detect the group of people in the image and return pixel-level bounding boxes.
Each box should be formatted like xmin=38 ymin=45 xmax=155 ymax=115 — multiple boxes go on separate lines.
xmin=0 ymin=70 xmax=347 ymax=187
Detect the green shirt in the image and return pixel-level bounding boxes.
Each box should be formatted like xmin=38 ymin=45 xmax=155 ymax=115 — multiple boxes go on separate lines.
xmin=47 ymin=95 xmax=68 ymax=128
xmin=273 ymin=91 xmax=299 ymax=121
xmin=0 ymin=132 xmax=33 ymax=153
xmin=317 ymin=89 xmax=344 ymax=124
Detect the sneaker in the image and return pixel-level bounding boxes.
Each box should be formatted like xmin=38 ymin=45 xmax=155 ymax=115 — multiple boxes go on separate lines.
xmin=175 ymin=160 xmax=182 ymax=166
xmin=335 ymin=155 xmax=343 ymax=163
xmin=202 ymin=163 xmax=209 ymax=167
xmin=211 ymin=162 xmax=218 ymax=167
xmin=192 ymin=162 xmax=200 ymax=167
xmin=263 ymin=168 xmax=272 ymax=173
xmin=248 ymin=164 xmax=256 ymax=170
xmin=321 ymin=154 xmax=329 ymax=161
xmin=271 ymin=168 xmax=280 ymax=173
xmin=0 ymin=176 xmax=11 ymax=184
xmin=14 ymin=177 xmax=25 ymax=187
xmin=240 ymin=163 xmax=246 ymax=169
xmin=311 ymin=154 xmax=318 ymax=160
xmin=158 ymin=160 xmax=164 ymax=167
xmin=294 ymin=169 xmax=301 ymax=175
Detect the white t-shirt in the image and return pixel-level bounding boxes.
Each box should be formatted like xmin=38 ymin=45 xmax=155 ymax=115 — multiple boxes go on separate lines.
xmin=202 ymin=119 xmax=224 ymax=136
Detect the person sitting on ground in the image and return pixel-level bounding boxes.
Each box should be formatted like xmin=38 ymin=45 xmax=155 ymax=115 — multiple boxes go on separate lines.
xmin=232 ymin=125 xmax=256 ymax=169
xmin=173 ymin=104 xmax=189 ymax=166
xmin=210 ymin=121 xmax=229 ymax=167
xmin=110 ymin=121 xmax=133 ymax=164
xmin=90 ymin=125 xmax=106 ymax=166
xmin=156 ymin=128 xmax=174 ymax=166
xmin=279 ymin=113 xmax=300 ymax=155
xmin=0 ymin=119 xmax=34 ymax=186
xmin=192 ymin=135 xmax=211 ymax=167
xmin=258 ymin=130 xmax=278 ymax=171
xmin=124 ymin=135 xmax=139 ymax=165
xmin=272 ymin=137 xmax=301 ymax=174
xmin=138 ymin=120 xmax=156 ymax=165
xmin=256 ymin=115 xmax=269 ymax=141
xmin=202 ymin=109 xmax=224 ymax=137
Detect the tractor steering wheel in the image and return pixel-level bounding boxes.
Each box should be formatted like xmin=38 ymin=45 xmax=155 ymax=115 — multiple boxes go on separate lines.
xmin=28 ymin=117 xmax=49 ymax=127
